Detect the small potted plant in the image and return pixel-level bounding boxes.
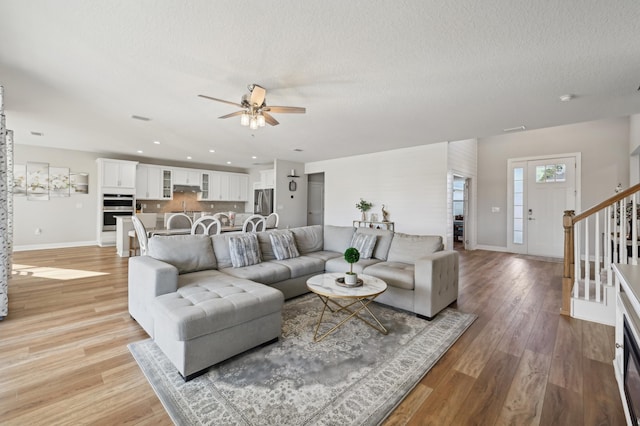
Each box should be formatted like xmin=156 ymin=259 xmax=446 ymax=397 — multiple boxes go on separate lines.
xmin=356 ymin=198 xmax=373 ymax=221
xmin=344 ymin=247 xmax=360 ymax=285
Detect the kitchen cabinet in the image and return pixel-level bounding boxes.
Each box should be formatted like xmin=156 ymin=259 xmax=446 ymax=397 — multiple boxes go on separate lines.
xmin=204 ymin=172 xmax=248 ymax=201
xmin=172 ymin=168 xmax=201 ymax=186
xmin=136 ymin=165 xmax=172 ymax=200
xmin=219 ymin=173 xmax=230 ymax=200
xmin=260 ymin=169 xmax=275 ymax=188
xmin=199 ymin=172 xmax=211 ymax=200
xmin=232 ymin=174 xmax=249 ymax=201
xmin=98 ymin=158 xmax=137 ymax=192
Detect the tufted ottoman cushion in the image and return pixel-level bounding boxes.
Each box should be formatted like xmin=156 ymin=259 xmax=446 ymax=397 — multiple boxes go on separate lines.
xmin=154 ymin=280 xmax=284 ymax=341
xmin=152 ymin=279 xmax=284 ymax=380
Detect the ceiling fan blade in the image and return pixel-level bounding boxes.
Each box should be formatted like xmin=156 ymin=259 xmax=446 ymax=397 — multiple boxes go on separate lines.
xmin=198 ymin=94 xmax=243 ymax=108
xmin=266 ymin=106 xmax=306 ymax=114
xmin=218 ymin=111 xmax=245 ymax=119
xmin=250 ymin=85 xmax=266 ymax=107
xmin=262 ymin=112 xmax=279 ymax=126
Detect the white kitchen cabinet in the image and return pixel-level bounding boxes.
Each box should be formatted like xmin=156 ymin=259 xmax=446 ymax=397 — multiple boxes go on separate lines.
xmin=99 ymin=158 xmax=137 ymax=192
xmin=172 ymin=168 xmax=201 ymax=186
xmin=136 ymin=165 xmax=172 ymax=200
xmin=260 ymin=169 xmax=275 ymax=188
xmin=219 ymin=173 xmax=230 ymax=200
xmin=209 ymin=172 xmax=222 ymax=200
xmin=231 ymin=174 xmax=249 ymax=201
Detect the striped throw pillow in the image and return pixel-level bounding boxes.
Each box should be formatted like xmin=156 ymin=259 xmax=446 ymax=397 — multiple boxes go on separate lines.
xmin=229 ymin=233 xmax=262 ymax=268
xmin=269 ymin=231 xmax=300 ymax=260
xmin=350 ymin=233 xmax=377 ymax=259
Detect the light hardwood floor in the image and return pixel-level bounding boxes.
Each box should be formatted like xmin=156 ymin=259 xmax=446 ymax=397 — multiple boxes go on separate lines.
xmin=0 ymin=247 xmax=625 ymax=425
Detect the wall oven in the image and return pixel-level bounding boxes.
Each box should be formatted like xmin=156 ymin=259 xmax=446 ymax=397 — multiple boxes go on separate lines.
xmin=624 ymin=316 xmax=640 ymax=425
xmin=102 ymin=193 xmax=135 ymax=231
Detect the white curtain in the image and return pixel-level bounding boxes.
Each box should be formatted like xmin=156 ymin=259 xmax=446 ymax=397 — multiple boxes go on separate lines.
xmin=0 ymin=85 xmax=10 ymax=319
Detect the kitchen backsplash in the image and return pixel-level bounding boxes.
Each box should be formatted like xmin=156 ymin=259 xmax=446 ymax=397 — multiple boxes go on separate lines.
xmin=137 ymin=192 xmax=249 ymax=215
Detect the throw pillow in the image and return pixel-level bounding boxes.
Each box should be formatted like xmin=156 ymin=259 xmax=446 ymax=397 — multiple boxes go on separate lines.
xmin=229 ymin=233 xmax=262 ymax=268
xmin=269 ymin=231 xmax=300 ymax=260
xmin=147 ymin=235 xmax=217 ymax=274
xmin=350 ymin=233 xmax=377 ymax=259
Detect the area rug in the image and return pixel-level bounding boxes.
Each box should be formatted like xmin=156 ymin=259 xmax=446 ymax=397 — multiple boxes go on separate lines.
xmin=128 ymin=294 xmax=476 ymax=426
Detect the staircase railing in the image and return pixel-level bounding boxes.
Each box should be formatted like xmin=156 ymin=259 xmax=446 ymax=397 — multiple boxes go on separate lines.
xmin=562 ymin=183 xmax=640 ymax=316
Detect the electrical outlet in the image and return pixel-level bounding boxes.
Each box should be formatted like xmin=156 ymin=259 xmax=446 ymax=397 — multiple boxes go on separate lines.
xmin=35 ymin=228 xmax=42 ymax=235
xmin=210 ymin=204 xmax=214 ymax=208
xmin=142 ymin=203 xmax=147 ymax=209
xmin=157 ymin=204 xmax=160 ymax=208
xmin=75 ymin=202 xmax=83 ymax=209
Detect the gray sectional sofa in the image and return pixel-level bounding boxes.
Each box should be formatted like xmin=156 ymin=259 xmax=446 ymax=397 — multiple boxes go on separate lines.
xmin=128 ymin=224 xmax=459 ymax=379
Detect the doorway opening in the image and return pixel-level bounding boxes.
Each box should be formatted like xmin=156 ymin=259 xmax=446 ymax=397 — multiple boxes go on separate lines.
xmin=452 ymin=175 xmax=469 ymax=250
xmin=307 ymin=173 xmax=324 ymax=226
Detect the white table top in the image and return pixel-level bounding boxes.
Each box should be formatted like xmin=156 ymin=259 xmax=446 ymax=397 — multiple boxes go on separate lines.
xmin=306 ymin=272 xmax=387 ymax=299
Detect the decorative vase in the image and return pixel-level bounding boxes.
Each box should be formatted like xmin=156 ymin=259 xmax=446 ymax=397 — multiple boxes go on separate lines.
xmin=361 ymin=211 xmax=366 ymax=221
xmin=345 ymin=272 xmax=358 ymax=285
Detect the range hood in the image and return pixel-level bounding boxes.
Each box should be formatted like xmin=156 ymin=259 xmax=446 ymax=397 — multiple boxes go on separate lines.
xmin=172 ymin=184 xmax=202 ymax=193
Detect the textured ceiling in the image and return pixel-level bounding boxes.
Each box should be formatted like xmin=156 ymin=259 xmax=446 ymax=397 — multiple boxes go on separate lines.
xmin=1 ymin=1 xmax=639 ymax=169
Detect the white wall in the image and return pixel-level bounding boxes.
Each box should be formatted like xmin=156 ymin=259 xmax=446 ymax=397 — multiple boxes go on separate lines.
xmin=306 ymin=143 xmax=450 ymax=238
xmin=274 ymin=159 xmax=307 ymax=228
xmin=477 ymin=117 xmax=630 ymax=249
xmin=14 ymin=145 xmax=100 ymax=249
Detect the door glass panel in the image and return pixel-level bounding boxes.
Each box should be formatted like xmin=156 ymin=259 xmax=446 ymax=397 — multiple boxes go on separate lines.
xmin=513 ymin=167 xmax=524 ymax=245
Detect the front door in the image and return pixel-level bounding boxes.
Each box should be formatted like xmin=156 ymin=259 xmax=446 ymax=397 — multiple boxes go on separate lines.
xmin=508 ymin=155 xmax=578 ymax=257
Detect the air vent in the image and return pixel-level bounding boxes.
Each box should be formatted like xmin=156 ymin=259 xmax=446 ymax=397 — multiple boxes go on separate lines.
xmin=30 ymin=131 xmax=43 ymax=136
xmin=131 ymin=115 xmax=151 ymax=121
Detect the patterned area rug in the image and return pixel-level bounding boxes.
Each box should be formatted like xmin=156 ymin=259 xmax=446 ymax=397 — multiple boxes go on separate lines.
xmin=129 ymin=294 xmax=476 ymax=425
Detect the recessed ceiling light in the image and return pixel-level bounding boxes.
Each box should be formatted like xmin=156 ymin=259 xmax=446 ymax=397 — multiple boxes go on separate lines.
xmin=153 ymin=140 xmax=160 ymax=145
xmin=131 ymin=115 xmax=151 ymax=121
xmin=503 ymin=125 xmax=526 ymax=132
xmin=209 ymin=149 xmax=215 ymax=153
xmin=251 ymin=156 xmax=257 ymax=159
xmin=137 ymin=150 xmax=143 ymax=154
xmin=30 ymin=131 xmax=43 ymax=136
xmin=226 ymin=161 xmax=232 ymax=165
xmin=559 ymin=94 xmax=574 ymax=102
xmin=187 ymin=156 xmax=192 ymax=160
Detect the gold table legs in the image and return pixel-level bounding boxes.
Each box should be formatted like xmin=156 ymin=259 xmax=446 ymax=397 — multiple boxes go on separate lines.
xmin=311 ymin=294 xmax=388 ymax=342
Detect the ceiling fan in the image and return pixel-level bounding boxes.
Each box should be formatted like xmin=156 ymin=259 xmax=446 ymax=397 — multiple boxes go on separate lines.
xmin=198 ymin=84 xmax=306 ymax=129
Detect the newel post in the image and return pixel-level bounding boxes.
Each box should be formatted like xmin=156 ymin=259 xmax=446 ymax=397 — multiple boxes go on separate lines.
xmin=561 ymin=210 xmax=575 ymax=316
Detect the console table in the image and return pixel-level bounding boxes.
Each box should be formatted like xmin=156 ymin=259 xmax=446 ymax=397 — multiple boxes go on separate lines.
xmin=353 ymin=220 xmax=394 ymax=231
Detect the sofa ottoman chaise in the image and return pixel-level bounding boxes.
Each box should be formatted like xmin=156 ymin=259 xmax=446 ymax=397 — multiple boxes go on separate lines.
xmin=153 ymin=278 xmax=283 ymax=380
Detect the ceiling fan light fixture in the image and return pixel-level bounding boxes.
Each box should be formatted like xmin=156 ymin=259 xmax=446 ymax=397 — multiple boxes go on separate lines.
xmin=257 ymin=114 xmax=266 ymax=127
xmin=240 ymin=112 xmax=250 ymax=126
xmin=249 ymin=116 xmax=258 ymax=130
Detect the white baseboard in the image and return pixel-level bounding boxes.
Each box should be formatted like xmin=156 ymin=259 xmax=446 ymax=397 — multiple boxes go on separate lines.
xmin=13 ymin=240 xmax=99 ymax=252
xmin=474 ymin=244 xmax=509 ymax=252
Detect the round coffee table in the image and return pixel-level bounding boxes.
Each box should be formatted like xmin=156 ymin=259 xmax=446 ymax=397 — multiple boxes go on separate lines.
xmin=306 ymin=272 xmax=388 ymax=342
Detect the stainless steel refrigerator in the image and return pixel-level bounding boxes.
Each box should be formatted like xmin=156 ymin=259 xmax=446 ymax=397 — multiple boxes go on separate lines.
xmin=254 ymin=188 xmax=274 ymax=215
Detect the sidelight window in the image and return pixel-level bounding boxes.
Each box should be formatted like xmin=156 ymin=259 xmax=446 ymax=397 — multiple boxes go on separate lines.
xmin=513 ymin=167 xmax=524 ymax=244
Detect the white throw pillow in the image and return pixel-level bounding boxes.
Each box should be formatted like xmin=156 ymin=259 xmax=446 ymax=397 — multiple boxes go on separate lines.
xmin=229 ymin=233 xmax=262 ymax=268
xmin=269 ymin=231 xmax=300 ymax=260
xmin=350 ymin=233 xmax=377 ymax=259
